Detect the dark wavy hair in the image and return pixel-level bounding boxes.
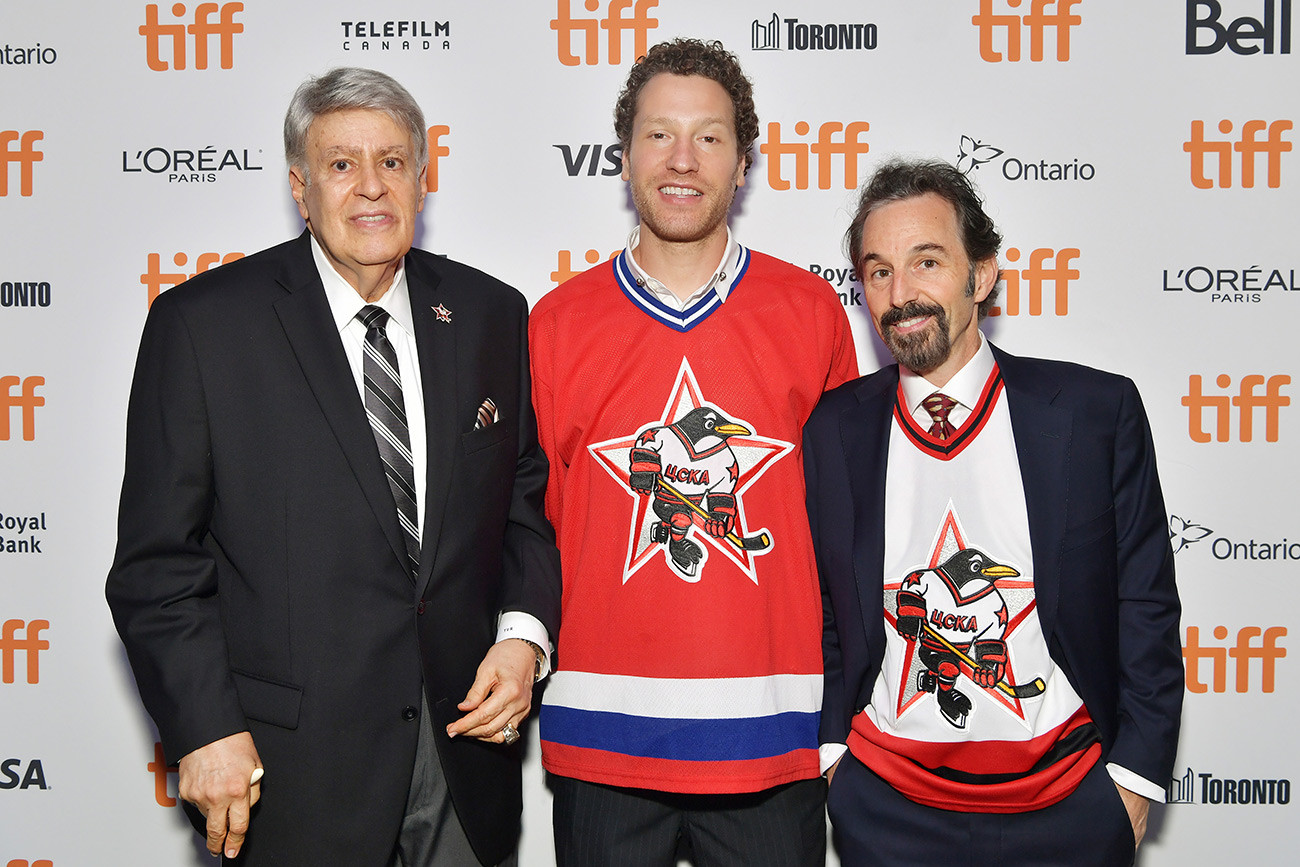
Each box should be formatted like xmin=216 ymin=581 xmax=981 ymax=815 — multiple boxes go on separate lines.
xmin=614 ymin=38 xmax=758 ymax=174
xmin=845 ymin=158 xmax=1003 ymax=318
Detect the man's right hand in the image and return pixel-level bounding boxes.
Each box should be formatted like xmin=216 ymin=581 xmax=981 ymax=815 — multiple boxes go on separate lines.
xmin=177 ymin=731 xmax=263 ymax=859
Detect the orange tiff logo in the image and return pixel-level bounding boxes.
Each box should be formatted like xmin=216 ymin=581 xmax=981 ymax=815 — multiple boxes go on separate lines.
xmin=425 ymin=125 xmax=450 ymax=193
xmin=142 ymin=251 xmax=245 ymax=307
xmin=989 ymin=247 xmax=1080 ymax=317
xmin=973 ymin=0 xmax=1082 ymax=61
xmin=1 ymin=376 xmax=44 ymax=442
xmin=140 ymin=2 xmax=244 ymax=71
xmin=760 ymin=121 xmax=870 ymax=191
xmin=552 ymin=248 xmax=619 ymax=285
xmin=1 ymin=131 xmax=43 ymax=197
xmin=1184 ymin=119 xmax=1293 ymax=188
xmin=551 ymin=0 xmax=659 ymax=66
xmin=6 ymin=861 xmax=54 ymax=867
xmin=1184 ymin=625 xmax=1286 ymax=693
xmin=148 ymin=742 xmax=181 ymax=807
xmin=1182 ymin=374 xmax=1290 ymax=442
xmin=1 ymin=619 xmax=49 ymax=684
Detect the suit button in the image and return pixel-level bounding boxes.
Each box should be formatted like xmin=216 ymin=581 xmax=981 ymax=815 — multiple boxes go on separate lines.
xmin=402 ymin=705 xmax=418 ymax=721
xmin=416 ymin=600 xmax=426 ymax=615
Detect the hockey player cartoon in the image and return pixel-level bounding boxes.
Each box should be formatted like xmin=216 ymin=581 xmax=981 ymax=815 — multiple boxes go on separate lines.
xmin=629 ymin=405 xmax=750 ymax=579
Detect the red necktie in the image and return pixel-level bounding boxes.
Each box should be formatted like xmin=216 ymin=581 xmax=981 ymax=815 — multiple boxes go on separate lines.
xmin=922 ymin=392 xmax=958 ymax=440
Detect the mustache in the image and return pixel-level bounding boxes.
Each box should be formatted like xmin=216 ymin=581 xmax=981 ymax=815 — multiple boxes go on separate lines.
xmin=880 ymin=302 xmax=944 ymax=330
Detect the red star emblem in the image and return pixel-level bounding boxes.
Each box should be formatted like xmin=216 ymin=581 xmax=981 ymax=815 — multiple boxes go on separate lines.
xmin=431 ymin=304 xmax=452 ymax=323
xmin=588 ymin=358 xmax=791 ymax=585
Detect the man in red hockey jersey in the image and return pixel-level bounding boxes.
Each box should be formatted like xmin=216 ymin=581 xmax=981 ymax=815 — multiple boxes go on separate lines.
xmin=530 ymin=38 xmax=858 ymax=867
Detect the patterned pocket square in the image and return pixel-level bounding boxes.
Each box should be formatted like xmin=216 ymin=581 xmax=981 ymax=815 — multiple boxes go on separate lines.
xmin=474 ymin=397 xmax=500 ymax=430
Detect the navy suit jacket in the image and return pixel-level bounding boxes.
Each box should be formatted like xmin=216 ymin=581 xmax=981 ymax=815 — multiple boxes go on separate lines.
xmin=804 ymin=343 xmax=1182 ymax=789
xmin=107 ymin=232 xmax=561 ymax=865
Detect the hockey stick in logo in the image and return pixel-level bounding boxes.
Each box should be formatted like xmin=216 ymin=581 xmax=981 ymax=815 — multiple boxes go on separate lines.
xmin=655 ymin=478 xmax=773 ymax=552
xmin=919 ymin=620 xmax=1047 ymax=699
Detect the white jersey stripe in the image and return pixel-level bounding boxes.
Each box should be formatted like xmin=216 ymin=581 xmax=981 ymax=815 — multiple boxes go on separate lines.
xmin=546 ymin=670 xmax=821 ymax=719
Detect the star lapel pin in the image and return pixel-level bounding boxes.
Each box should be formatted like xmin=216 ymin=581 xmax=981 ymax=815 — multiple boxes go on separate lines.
xmin=432 ymin=303 xmax=452 ymax=323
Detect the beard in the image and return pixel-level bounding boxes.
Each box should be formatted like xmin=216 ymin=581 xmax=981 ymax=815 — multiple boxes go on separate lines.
xmin=630 ymin=180 xmax=736 ymax=245
xmin=879 ymin=301 xmax=952 ymax=374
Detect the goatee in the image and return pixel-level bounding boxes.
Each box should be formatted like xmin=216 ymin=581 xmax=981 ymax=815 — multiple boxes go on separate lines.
xmin=880 ymin=301 xmax=951 ymax=374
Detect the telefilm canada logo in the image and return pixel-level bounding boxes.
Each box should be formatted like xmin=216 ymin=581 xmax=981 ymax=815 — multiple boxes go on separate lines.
xmin=1169 ymin=768 xmax=1291 ymax=805
xmin=750 ymin=13 xmax=878 ymax=51
xmin=1163 ymin=264 xmax=1298 ymax=303
xmin=1169 ymin=514 xmax=1300 ymax=562
xmin=956 ymin=134 xmax=1096 ymax=183
xmin=121 ymin=145 xmax=264 ymax=183
xmin=340 ymin=19 xmax=451 ymax=53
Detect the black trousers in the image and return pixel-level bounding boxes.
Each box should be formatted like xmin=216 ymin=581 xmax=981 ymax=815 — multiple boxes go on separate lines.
xmin=551 ymin=775 xmax=827 ymax=867
xmin=827 ymin=754 xmax=1135 ymax=867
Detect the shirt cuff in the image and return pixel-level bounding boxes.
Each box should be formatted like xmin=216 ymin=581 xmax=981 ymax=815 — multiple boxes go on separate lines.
xmin=820 ymin=743 xmax=848 ymax=776
xmin=495 ymin=611 xmax=552 ymax=680
xmin=1106 ymin=762 xmax=1166 ymax=803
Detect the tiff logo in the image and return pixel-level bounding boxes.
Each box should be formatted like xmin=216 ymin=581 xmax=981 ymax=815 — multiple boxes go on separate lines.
xmin=1185 ymin=119 xmax=1293 ymax=188
xmin=551 ymin=0 xmax=658 ymax=66
xmin=6 ymin=862 xmax=53 ymax=867
xmin=1188 ymin=0 xmax=1291 ymax=54
xmin=1 ymin=619 xmax=49 ymax=684
xmin=148 ymin=741 xmax=180 ymax=807
xmin=425 ymin=125 xmax=450 ymax=193
xmin=760 ymin=121 xmax=870 ymax=190
xmin=142 ymin=252 xmax=245 ymax=307
xmin=552 ymin=248 xmax=619 ymax=285
xmin=989 ymin=247 xmax=1080 ymax=316
xmin=1 ymin=376 xmax=44 ymax=442
xmin=1184 ymin=625 xmax=1286 ymax=693
xmin=1 ymin=131 xmax=43 ymax=197
xmin=140 ymin=2 xmax=244 ymax=71
xmin=1182 ymin=373 xmax=1290 ymax=442
xmin=973 ymin=0 xmax=1082 ymax=61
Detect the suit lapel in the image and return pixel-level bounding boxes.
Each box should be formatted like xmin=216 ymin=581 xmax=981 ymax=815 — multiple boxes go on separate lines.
xmin=844 ymin=369 xmax=897 ymax=651
xmin=273 ymin=232 xmax=412 ymax=576
xmin=992 ymin=345 xmax=1072 ymax=645
xmin=406 ymin=256 xmax=459 ymax=597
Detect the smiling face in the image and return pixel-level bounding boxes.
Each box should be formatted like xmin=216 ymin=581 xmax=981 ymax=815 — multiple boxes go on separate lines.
xmin=289 ymin=108 xmax=426 ymax=300
xmin=857 ymin=192 xmax=998 ymax=385
xmin=621 ymin=73 xmax=746 ymax=250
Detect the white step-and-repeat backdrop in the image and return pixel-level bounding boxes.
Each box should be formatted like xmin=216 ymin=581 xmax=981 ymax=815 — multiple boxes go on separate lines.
xmin=2 ymin=1 xmax=1295 ymax=863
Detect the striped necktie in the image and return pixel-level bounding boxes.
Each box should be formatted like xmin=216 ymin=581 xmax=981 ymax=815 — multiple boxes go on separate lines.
xmin=357 ymin=305 xmax=420 ymax=575
xmin=922 ymin=392 xmax=958 ymax=441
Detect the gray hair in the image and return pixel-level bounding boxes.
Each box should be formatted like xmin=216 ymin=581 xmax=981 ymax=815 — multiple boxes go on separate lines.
xmin=284 ymin=67 xmax=428 ymax=180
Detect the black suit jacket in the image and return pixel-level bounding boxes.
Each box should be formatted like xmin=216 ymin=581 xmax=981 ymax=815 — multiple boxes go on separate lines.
xmin=804 ymin=343 xmax=1182 ymax=789
xmin=107 ymin=232 xmax=561 ymax=865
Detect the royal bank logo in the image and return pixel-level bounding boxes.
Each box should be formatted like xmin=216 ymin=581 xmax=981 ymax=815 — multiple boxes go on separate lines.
xmin=806 ymin=264 xmax=863 ymax=308
xmin=1170 ymin=768 xmax=1292 ymax=805
xmin=0 ymin=43 xmax=58 ymax=66
xmin=1163 ymin=265 xmax=1297 ymax=303
xmin=0 ymin=512 xmax=47 ymax=555
xmin=340 ymin=19 xmax=450 ymax=52
xmin=0 ymin=282 xmax=51 ymax=309
xmin=1187 ymin=0 xmax=1291 ymax=54
xmin=956 ymin=134 xmax=1095 ymax=182
xmin=750 ymin=12 xmax=878 ymax=51
xmin=121 ymin=146 xmax=263 ymax=183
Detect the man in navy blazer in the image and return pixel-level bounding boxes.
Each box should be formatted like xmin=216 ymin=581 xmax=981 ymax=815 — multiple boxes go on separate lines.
xmin=804 ymin=159 xmax=1181 ymax=866
xmin=107 ymin=68 xmax=560 ymax=866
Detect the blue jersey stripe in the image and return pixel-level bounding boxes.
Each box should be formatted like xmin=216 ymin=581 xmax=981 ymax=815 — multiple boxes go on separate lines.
xmin=541 ymin=705 xmax=819 ymax=761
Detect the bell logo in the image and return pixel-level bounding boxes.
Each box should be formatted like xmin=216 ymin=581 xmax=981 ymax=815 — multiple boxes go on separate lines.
xmin=148 ymin=742 xmax=180 ymax=807
xmin=760 ymin=121 xmax=870 ymax=190
xmin=552 ymin=248 xmax=619 ymax=286
xmin=1 ymin=131 xmax=43 ymax=198
xmin=972 ymin=0 xmax=1082 ymax=62
xmin=989 ymin=247 xmax=1080 ymax=316
xmin=1182 ymin=374 xmax=1290 ymax=442
xmin=425 ymin=125 xmax=450 ymax=193
xmin=140 ymin=2 xmax=244 ymax=71
xmin=1184 ymin=625 xmax=1286 ymax=693
xmin=1185 ymin=119 xmax=1293 ymax=188
xmin=551 ymin=0 xmax=659 ymax=67
xmin=1188 ymin=0 xmax=1292 ymax=54
xmin=1 ymin=376 xmax=45 ymax=442
xmin=1 ymin=619 xmax=49 ymax=684
xmin=142 ymin=252 xmax=245 ymax=307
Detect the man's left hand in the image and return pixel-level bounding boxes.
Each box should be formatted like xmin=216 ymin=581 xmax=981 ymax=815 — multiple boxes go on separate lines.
xmin=447 ymin=638 xmax=536 ymax=743
xmin=1115 ymin=783 xmax=1150 ymax=849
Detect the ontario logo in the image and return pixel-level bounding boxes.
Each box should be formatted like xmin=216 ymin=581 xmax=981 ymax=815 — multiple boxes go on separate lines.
xmin=956 ymin=134 xmax=1095 ymax=182
xmin=1169 ymin=514 xmax=1300 ymax=562
xmin=587 ymin=358 xmax=789 ymax=584
xmin=750 ymin=12 xmax=878 ymax=51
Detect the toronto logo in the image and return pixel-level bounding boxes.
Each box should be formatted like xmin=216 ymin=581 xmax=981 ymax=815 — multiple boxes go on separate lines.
xmin=588 ymin=358 xmax=789 ymax=584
